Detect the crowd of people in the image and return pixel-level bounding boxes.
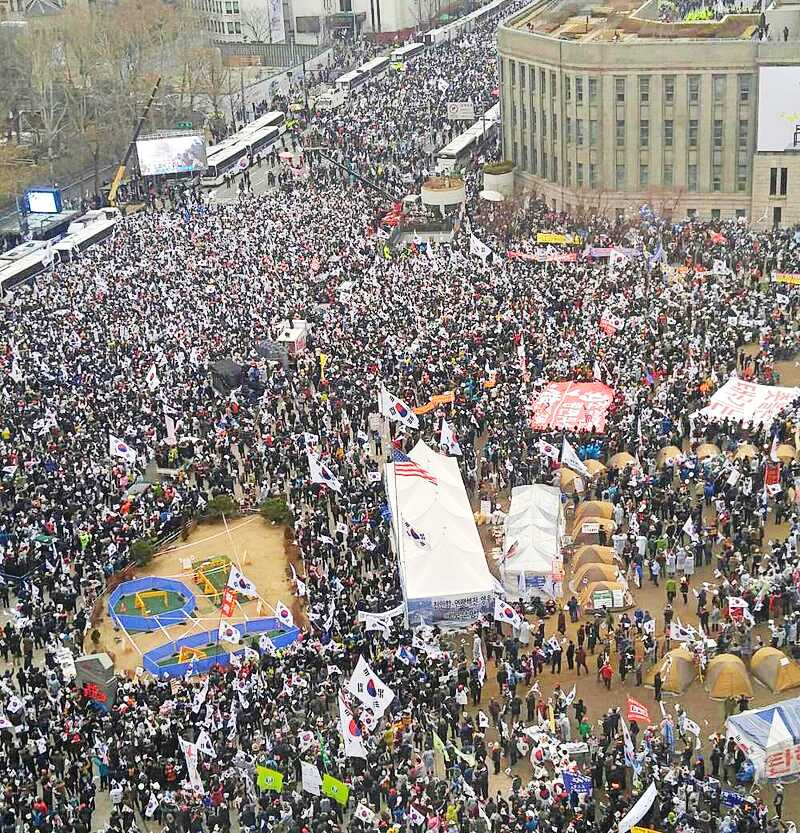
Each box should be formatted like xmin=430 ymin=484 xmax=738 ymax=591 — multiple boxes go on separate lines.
xmin=1 ymin=2 xmax=800 ymax=833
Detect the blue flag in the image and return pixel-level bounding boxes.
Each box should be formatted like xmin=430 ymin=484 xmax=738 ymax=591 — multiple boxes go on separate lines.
xmin=562 ymin=771 xmax=593 ymax=795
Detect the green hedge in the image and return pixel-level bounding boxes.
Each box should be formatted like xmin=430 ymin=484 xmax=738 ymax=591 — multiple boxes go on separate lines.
xmin=484 ymin=160 xmax=514 ymax=175
xmin=260 ymin=496 xmax=294 ymax=526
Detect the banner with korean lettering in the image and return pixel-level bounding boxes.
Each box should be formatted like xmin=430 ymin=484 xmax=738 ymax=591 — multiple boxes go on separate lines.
xmin=697 ymin=377 xmax=800 ymax=428
xmin=530 ymin=382 xmax=616 ymax=433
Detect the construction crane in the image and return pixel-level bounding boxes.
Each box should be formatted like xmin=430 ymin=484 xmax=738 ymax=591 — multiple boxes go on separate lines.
xmin=107 ymin=77 xmax=162 ymax=207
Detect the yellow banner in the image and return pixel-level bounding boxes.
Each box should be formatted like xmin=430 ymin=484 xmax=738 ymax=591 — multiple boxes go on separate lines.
xmin=773 ymin=272 xmax=800 ymax=285
xmin=632 ymin=827 xmax=663 ymax=833
xmin=413 ymin=391 xmax=455 ymax=414
xmin=536 ymin=232 xmax=582 ymax=246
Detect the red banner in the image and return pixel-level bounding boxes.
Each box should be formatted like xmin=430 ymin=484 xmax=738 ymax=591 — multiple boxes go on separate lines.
xmin=530 ymin=382 xmax=615 ymax=433
xmin=626 ymin=696 xmax=651 ymax=724
xmin=220 ymin=586 xmax=236 ymax=618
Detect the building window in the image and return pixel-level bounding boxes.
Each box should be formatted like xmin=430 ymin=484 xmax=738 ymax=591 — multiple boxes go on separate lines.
xmin=576 ymin=162 xmax=584 ymax=187
xmin=550 ymin=72 xmax=556 ymax=97
xmin=639 ymin=76 xmax=650 ymax=103
xmin=663 ymin=162 xmax=674 ymax=186
xmin=521 ymin=144 xmax=528 ymax=170
xmin=540 ymin=69 xmax=546 ymax=93
xmin=521 ymin=66 xmax=526 ymax=90
xmin=688 ymin=75 xmax=700 ymax=104
xmin=615 ymin=164 xmax=625 ymax=190
xmin=738 ymin=74 xmax=751 ymax=102
xmin=522 ymin=106 xmax=527 ymax=130
xmin=738 ymin=119 xmax=748 ymax=148
xmin=566 ymin=160 xmax=572 ymax=185
xmin=542 ymin=111 xmax=547 ymax=139
xmin=565 ymin=76 xmax=571 ymax=100
xmin=663 ymin=75 xmax=675 ymax=104
xmin=588 ymin=77 xmax=598 ymax=102
xmin=736 ymin=209 xmax=746 ymax=218
xmin=566 ymin=116 xmax=572 ymax=143
xmin=770 ymin=167 xmax=778 ymax=195
xmin=531 ymin=148 xmax=538 ymax=174
xmin=224 ymin=1 xmax=231 ymax=12
xmin=234 ymin=19 xmax=241 ymax=31
xmin=589 ymin=119 xmax=598 ymax=146
xmin=552 ymin=112 xmax=557 ymax=140
xmin=712 ymin=164 xmax=722 ymax=192
xmin=576 ymin=119 xmax=584 ymax=146
xmin=711 ymin=208 xmax=721 ymax=220
xmin=227 ymin=20 xmax=234 ymax=32
xmin=530 ymin=67 xmax=536 ymax=92
xmin=511 ymin=103 xmax=517 ymax=129
xmin=712 ymin=74 xmax=726 ymax=102
xmin=639 ymin=163 xmax=649 ymax=188
xmin=615 ymin=77 xmax=626 ymax=103
xmin=510 ymin=61 xmax=516 ymax=86
xmin=531 ymin=110 xmax=537 ymax=135
xmin=542 ymin=154 xmax=548 ymax=178
xmin=774 ymin=206 xmax=782 ymax=226
xmin=664 ymin=119 xmax=674 ymax=147
xmin=576 ymin=77 xmax=584 ymax=103
xmin=688 ymin=163 xmax=698 ymax=191
xmin=552 ymin=156 xmax=558 ymax=181
xmin=713 ymin=119 xmax=723 ymax=147
xmin=640 ymin=119 xmax=649 ymax=147
xmin=736 ymin=163 xmax=748 ymax=191
xmin=688 ymin=119 xmax=698 ymax=148
xmin=589 ymin=163 xmax=598 ymax=189
xmin=781 ymin=167 xmax=788 ymax=195
xmin=616 ymin=119 xmax=625 ymax=147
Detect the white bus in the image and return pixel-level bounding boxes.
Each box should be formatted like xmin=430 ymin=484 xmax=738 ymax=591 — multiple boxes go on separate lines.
xmin=436 ymin=103 xmax=501 ymax=172
xmin=55 ymin=217 xmax=118 ymax=261
xmin=335 ymin=69 xmax=370 ymax=93
xmin=201 ymin=125 xmax=283 ymax=186
xmin=390 ymin=42 xmax=425 ymax=63
xmin=0 ymin=252 xmax=48 ymax=297
xmin=241 ymin=110 xmax=286 ymax=136
xmin=359 ymin=56 xmax=391 ymax=79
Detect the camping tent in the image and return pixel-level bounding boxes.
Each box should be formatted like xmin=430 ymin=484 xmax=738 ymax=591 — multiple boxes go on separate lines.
xmin=705 ymin=654 xmax=753 ymax=700
xmin=645 ymin=646 xmax=697 ymax=694
xmin=655 ymin=445 xmax=682 ymax=468
xmin=501 ymin=484 xmax=565 ymax=600
xmin=726 ymin=697 xmax=800 ymax=781
xmin=573 ymin=516 xmax=616 ymax=545
xmin=569 ymin=562 xmax=622 ymax=594
xmin=574 ymin=501 xmax=614 ymax=525
xmin=751 ymin=647 xmax=800 ymax=693
xmin=577 ymin=580 xmax=630 ymax=612
xmin=385 ymin=440 xmax=496 ymax=626
xmin=572 ymin=545 xmax=618 ymax=571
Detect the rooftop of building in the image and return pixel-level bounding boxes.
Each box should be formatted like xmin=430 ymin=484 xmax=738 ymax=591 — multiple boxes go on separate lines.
xmin=507 ymin=0 xmax=762 ymax=41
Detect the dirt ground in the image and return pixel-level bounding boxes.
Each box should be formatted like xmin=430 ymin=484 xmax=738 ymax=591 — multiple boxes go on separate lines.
xmin=93 ymin=515 xmax=293 ymax=674
xmin=465 ymin=348 xmax=800 ymax=819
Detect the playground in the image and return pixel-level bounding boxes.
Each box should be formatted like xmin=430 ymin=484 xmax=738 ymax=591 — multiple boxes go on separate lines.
xmin=91 ymin=515 xmax=297 ymax=675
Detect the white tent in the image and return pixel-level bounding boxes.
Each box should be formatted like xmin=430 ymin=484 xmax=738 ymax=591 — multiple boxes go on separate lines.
xmin=726 ymin=696 xmax=800 ymax=781
xmin=385 ymin=440 xmax=496 ymax=627
xmin=501 ymin=484 xmax=565 ymax=600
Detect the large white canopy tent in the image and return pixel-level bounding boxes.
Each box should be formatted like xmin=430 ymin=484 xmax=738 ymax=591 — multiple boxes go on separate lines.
xmin=384 ymin=440 xmax=496 ymax=627
xmin=726 ymin=696 xmax=800 ymax=782
xmin=501 ymin=484 xmax=565 ymax=599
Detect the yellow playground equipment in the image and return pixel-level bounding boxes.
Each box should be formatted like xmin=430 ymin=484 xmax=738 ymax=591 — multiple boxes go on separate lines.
xmin=178 ymin=645 xmax=207 ymax=663
xmin=134 ymin=590 xmax=169 ymax=615
xmin=193 ymin=557 xmax=231 ymax=604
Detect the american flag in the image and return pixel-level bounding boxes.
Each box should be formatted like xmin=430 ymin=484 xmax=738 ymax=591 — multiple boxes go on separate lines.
xmin=391 ymin=448 xmax=437 ymax=484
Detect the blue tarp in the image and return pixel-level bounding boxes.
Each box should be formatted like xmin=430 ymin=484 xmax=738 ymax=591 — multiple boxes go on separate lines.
xmin=727 ymin=696 xmax=800 ymax=749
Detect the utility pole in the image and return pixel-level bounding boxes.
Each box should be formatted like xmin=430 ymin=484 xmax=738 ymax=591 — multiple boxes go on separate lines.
xmin=240 ymin=67 xmax=247 ymax=125
xmin=227 ymin=71 xmax=237 ymax=132
xmin=302 ymin=57 xmax=309 ymax=112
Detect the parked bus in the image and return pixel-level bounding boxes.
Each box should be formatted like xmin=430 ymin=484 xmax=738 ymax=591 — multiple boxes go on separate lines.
xmin=334 ymin=69 xmax=370 ymax=93
xmin=201 ymin=125 xmax=283 ymax=186
xmin=0 ymin=241 xmax=50 ymax=298
xmin=436 ymin=103 xmax=501 ymax=172
xmin=359 ymin=56 xmax=391 ymax=79
xmin=55 ymin=217 xmax=118 ymax=261
xmin=390 ymin=42 xmax=425 ymax=63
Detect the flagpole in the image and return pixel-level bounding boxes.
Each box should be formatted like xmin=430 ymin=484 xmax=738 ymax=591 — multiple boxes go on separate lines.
xmin=387 ymin=441 xmax=410 ymax=633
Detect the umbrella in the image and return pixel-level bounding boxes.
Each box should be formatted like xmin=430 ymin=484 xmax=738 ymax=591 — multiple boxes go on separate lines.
xmin=774 ymin=443 xmax=796 ymax=463
xmin=696 ymin=442 xmax=722 ymax=460
xmin=608 ymin=451 xmax=636 ymax=470
xmin=734 ymin=442 xmax=758 ymax=460
xmin=656 ymin=445 xmax=682 ymax=468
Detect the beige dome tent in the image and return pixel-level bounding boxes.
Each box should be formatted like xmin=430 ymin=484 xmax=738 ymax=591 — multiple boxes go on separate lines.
xmin=705 ymin=654 xmax=753 ymax=700
xmin=584 ymin=459 xmax=607 ymax=476
xmin=696 ymin=442 xmax=722 ymax=460
xmin=645 ymin=646 xmax=697 ymax=694
xmin=774 ymin=443 xmax=797 ymax=463
xmin=577 ymin=580 xmax=629 ymax=611
xmin=751 ymin=647 xmax=800 ymax=693
xmin=574 ymin=501 xmax=614 ymax=526
xmin=734 ymin=442 xmax=758 ymax=460
xmin=560 ymin=468 xmax=582 ymax=494
xmin=656 ymin=445 xmax=682 ymax=468
xmin=572 ymin=545 xmax=618 ymax=571
xmin=573 ymin=516 xmax=616 ymax=545
xmin=608 ymin=452 xmax=636 ymax=470
xmin=569 ymin=562 xmax=621 ymax=594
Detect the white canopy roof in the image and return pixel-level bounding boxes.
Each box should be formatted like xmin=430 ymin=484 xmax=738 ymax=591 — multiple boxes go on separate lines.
xmin=503 ymin=484 xmax=564 ymax=575
xmin=385 ymin=440 xmax=496 ymax=605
